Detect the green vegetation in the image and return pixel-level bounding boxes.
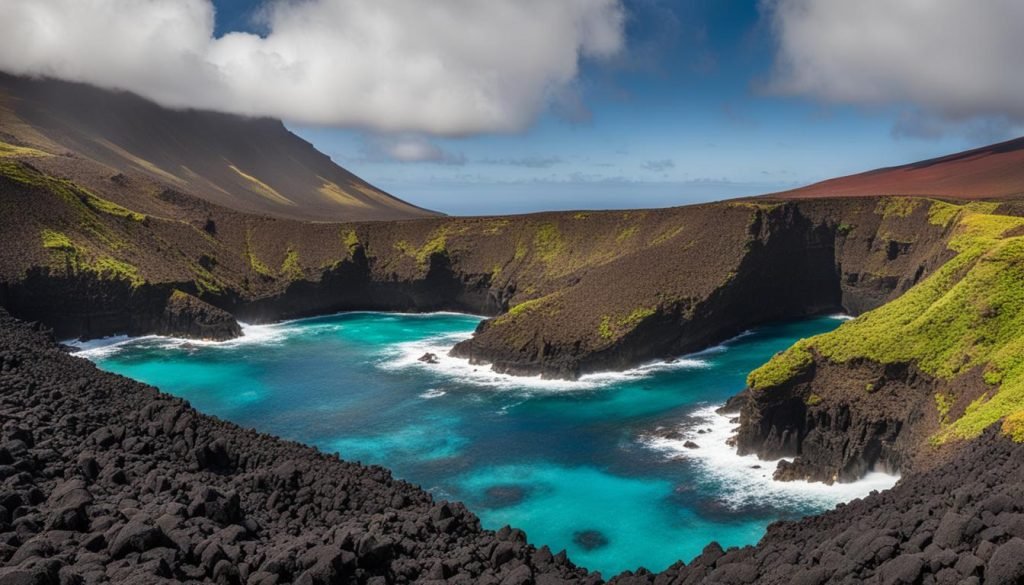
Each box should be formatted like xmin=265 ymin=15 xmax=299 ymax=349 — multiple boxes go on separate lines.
xmin=82 ymin=195 xmax=146 ymax=222
xmin=837 ymin=223 xmax=855 ymax=235
xmin=0 ymin=140 xmax=51 ymax=158
xmin=573 ymin=212 xmax=590 ymax=220
xmin=598 ymin=307 xmax=657 ymax=341
xmin=191 ymin=263 xmax=223 ymax=296
xmin=0 ymin=160 xmax=145 ymax=223
xmin=935 ymin=393 xmax=954 ymax=423
xmin=1001 ymin=411 xmax=1024 ymax=443
xmin=394 ymin=228 xmax=449 ymax=266
xmin=534 ymin=223 xmax=564 ymax=265
xmin=806 ymin=393 xmax=823 ymax=407
xmin=41 ymin=229 xmax=75 ymax=250
xmin=281 ymin=247 xmax=303 ymax=280
xmin=39 ymin=229 xmax=143 ymax=287
xmin=928 ymin=201 xmax=962 ymax=227
xmin=244 ymin=228 xmax=273 ymax=277
xmin=341 ymin=229 xmax=360 ymax=251
xmin=747 ymin=340 xmax=813 ymax=390
xmin=750 ymin=207 xmax=1024 ymax=442
xmin=876 ymin=197 xmax=921 ymax=218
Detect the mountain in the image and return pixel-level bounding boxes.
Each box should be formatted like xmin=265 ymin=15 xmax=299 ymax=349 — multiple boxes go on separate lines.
xmin=777 ymin=136 xmax=1024 ymax=200
xmin=0 ymin=73 xmax=436 ymax=222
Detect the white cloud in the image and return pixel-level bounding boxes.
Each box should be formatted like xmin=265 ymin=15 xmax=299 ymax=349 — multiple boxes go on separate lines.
xmin=361 ymin=135 xmax=465 ymax=165
xmin=764 ymin=0 xmax=1024 ymax=122
xmin=0 ymin=0 xmax=625 ymax=135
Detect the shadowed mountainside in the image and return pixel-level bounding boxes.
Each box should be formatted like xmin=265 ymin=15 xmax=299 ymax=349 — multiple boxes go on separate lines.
xmin=776 ymin=136 xmax=1024 ymax=200
xmin=0 ymin=74 xmax=435 ymax=222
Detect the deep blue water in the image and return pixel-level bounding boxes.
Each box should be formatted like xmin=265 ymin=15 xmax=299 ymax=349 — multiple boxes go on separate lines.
xmin=76 ymin=312 xmax=896 ymax=576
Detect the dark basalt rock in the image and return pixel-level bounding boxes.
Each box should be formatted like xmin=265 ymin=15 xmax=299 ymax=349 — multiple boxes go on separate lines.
xmin=157 ymin=291 xmax=242 ymax=341
xmin=418 ymin=352 xmax=440 ymax=364
xmin=0 ymin=309 xmax=593 ymax=584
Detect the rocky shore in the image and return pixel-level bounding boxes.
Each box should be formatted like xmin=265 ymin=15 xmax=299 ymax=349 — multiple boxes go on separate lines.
xmin=6 ymin=309 xmax=1024 ymax=584
xmin=0 ymin=310 xmax=595 ymax=584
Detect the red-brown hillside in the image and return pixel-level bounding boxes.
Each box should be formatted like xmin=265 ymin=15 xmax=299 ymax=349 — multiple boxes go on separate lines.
xmin=775 ymin=136 xmax=1024 ymax=200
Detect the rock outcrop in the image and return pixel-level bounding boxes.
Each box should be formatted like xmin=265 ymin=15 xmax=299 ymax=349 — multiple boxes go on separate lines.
xmin=156 ymin=290 xmax=242 ymax=341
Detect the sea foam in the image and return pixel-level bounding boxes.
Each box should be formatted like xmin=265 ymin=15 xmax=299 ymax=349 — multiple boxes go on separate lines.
xmin=641 ymin=405 xmax=899 ymax=510
xmin=378 ymin=331 xmax=711 ymax=393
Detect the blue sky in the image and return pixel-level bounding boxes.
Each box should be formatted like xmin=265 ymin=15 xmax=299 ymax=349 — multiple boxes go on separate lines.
xmin=203 ymin=0 xmax=1019 ymax=215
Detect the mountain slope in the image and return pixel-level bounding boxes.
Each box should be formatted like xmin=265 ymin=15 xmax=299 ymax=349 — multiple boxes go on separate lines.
xmin=0 ymin=73 xmax=435 ymax=222
xmin=776 ymin=136 xmax=1024 ymax=200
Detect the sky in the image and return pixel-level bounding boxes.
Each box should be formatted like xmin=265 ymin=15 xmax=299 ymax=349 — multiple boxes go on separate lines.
xmin=3 ymin=0 xmax=1023 ymax=216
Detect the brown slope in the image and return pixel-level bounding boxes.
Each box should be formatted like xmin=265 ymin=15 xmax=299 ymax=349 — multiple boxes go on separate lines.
xmin=0 ymin=73 xmax=437 ymax=221
xmin=774 ymin=136 xmax=1024 ymax=200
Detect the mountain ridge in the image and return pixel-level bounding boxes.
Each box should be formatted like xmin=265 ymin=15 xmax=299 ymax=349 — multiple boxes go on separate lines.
xmin=774 ymin=135 xmax=1024 ymax=200
xmin=0 ymin=73 xmax=436 ymax=222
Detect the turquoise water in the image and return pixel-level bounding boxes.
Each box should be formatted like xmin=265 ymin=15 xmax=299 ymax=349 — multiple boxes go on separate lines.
xmin=76 ymin=312 xmax=896 ymax=576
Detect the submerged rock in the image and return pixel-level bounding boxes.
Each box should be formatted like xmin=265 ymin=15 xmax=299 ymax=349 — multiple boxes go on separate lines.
xmin=573 ymin=530 xmax=609 ymax=551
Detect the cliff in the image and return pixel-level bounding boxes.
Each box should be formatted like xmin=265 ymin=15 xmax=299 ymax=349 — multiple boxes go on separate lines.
xmin=734 ymin=200 xmax=1024 ymax=483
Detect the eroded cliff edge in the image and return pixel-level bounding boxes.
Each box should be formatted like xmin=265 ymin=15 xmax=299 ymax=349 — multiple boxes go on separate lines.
xmin=0 ymin=154 xmax=962 ymax=380
xmin=731 ymin=201 xmax=1024 ymax=484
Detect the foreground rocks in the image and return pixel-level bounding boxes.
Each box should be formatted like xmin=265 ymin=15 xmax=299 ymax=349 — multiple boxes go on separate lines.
xmin=4 ymin=308 xmax=1024 ymax=584
xmin=0 ymin=311 xmax=594 ymax=584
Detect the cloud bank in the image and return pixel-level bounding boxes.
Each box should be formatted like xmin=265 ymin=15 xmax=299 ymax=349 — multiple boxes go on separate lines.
xmin=765 ymin=0 xmax=1024 ymax=123
xmin=0 ymin=0 xmax=625 ymax=135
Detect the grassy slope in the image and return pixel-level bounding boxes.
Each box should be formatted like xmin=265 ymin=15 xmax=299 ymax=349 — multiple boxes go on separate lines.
xmin=748 ymin=198 xmax=1024 ymax=443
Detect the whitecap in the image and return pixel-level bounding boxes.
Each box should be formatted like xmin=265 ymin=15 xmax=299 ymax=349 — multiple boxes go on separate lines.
xmin=377 ymin=331 xmax=711 ymax=393
xmin=419 ymin=388 xmax=447 ymax=399
xmin=829 ymin=313 xmax=855 ymax=321
xmin=640 ymin=405 xmax=899 ymax=510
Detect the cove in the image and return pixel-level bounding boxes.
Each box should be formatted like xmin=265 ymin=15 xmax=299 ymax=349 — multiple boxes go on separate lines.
xmin=74 ymin=312 xmax=897 ymax=576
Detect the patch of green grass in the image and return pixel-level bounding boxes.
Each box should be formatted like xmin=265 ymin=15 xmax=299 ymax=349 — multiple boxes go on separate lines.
xmin=876 ymin=197 xmax=921 ymax=218
xmin=340 ymin=229 xmax=360 ymax=252
xmin=806 ymin=393 xmax=823 ymax=406
xmin=598 ymin=307 xmax=657 ymax=341
xmin=82 ymin=195 xmax=146 ymax=222
xmin=928 ymin=201 xmax=961 ymax=227
xmin=394 ymin=228 xmax=449 ymax=266
xmin=0 ymin=160 xmax=144 ymax=222
xmin=92 ymin=256 xmax=144 ymax=287
xmin=0 ymin=140 xmax=51 ymax=158
xmin=41 ymin=229 xmax=75 ymax=251
xmin=281 ymin=247 xmax=303 ymax=280
xmin=40 ymin=229 xmax=144 ymax=287
xmin=747 ymin=340 xmax=814 ymax=390
xmin=935 ymin=393 xmax=954 ymax=423
xmin=191 ymin=263 xmax=223 ymax=296
xmin=416 ymin=229 xmax=448 ymax=264
xmin=534 ymin=223 xmax=564 ymax=265
xmin=1001 ymin=411 xmax=1024 ymax=442
xmin=244 ymin=228 xmax=273 ymax=277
